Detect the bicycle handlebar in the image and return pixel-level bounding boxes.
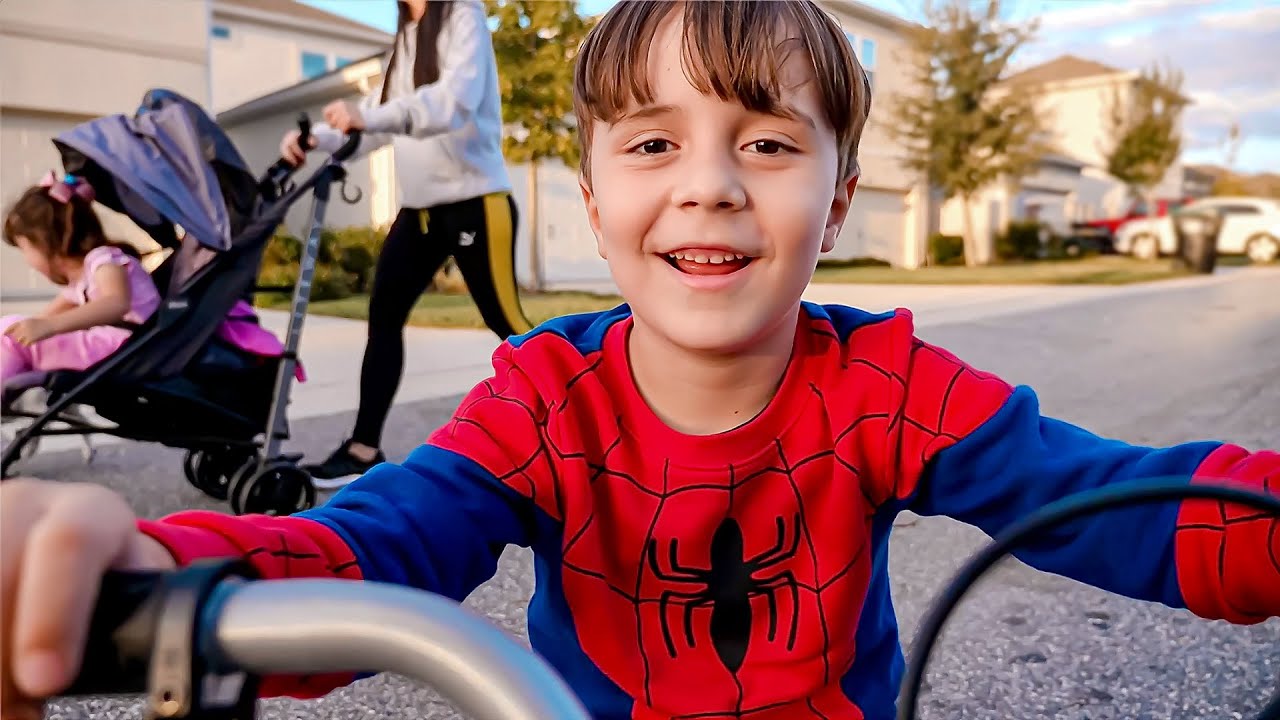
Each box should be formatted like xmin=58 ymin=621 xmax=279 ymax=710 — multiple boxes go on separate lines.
xmin=63 ymin=562 xmax=590 ymax=720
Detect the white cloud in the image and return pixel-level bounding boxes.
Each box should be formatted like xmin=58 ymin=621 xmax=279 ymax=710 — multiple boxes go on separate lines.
xmin=1033 ymin=0 xmax=1216 ymax=33
xmin=1200 ymin=4 xmax=1280 ymax=30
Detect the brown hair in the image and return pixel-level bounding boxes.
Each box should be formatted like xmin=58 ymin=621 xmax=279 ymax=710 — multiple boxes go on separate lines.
xmin=3 ymin=184 xmax=134 ymax=284
xmin=380 ymin=0 xmax=457 ymax=103
xmin=572 ymin=0 xmax=872 ymax=184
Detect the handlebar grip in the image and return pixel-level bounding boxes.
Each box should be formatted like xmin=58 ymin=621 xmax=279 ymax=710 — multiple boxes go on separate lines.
xmin=59 ymin=559 xmax=260 ymax=717
xmin=62 ymin=569 xmax=166 ymax=697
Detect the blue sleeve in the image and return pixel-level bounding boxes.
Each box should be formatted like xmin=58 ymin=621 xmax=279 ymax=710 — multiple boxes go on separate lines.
xmin=299 ymin=443 xmax=540 ymax=602
xmin=906 ymin=385 xmax=1222 ymax=609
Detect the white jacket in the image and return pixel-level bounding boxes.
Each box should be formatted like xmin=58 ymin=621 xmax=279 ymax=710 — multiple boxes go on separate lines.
xmin=311 ymin=0 xmax=511 ymax=210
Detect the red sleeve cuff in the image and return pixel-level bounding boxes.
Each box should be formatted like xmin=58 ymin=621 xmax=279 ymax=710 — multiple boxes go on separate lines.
xmin=1176 ymin=444 xmax=1280 ymax=623
xmin=136 ymin=514 xmax=243 ymax=566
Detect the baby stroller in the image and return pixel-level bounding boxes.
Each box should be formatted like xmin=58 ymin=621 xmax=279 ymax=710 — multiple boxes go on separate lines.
xmin=0 ymin=88 xmax=362 ymax=516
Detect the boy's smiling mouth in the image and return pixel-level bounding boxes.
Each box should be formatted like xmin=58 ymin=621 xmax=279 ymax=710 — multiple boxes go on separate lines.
xmin=663 ymin=248 xmax=754 ymax=276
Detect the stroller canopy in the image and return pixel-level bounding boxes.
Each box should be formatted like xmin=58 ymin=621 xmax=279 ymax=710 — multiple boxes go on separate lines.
xmin=52 ymin=89 xmax=257 ymax=252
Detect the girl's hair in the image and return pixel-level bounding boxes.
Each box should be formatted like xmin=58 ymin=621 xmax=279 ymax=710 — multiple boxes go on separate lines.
xmin=380 ymin=0 xmax=456 ymax=103
xmin=3 ymin=182 xmax=137 ymax=283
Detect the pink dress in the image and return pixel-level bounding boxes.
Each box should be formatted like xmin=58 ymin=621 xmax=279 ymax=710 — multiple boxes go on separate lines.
xmin=0 ymin=245 xmax=160 ymax=382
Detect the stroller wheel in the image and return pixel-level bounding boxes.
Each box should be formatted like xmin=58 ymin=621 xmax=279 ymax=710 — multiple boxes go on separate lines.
xmin=232 ymin=461 xmax=315 ymax=517
xmin=183 ymin=448 xmax=246 ymax=501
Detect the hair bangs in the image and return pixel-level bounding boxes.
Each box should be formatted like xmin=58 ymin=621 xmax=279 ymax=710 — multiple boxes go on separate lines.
xmin=573 ymin=1 xmax=870 ymax=181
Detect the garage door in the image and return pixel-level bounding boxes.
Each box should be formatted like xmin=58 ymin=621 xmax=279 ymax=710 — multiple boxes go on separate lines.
xmin=1 ymin=111 xmax=76 ymax=297
xmin=1 ymin=110 xmax=162 ymax=299
xmin=830 ymin=188 xmax=908 ymax=266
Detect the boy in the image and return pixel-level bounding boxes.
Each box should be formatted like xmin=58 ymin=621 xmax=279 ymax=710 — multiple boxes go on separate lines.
xmin=1 ymin=2 xmax=1276 ymax=719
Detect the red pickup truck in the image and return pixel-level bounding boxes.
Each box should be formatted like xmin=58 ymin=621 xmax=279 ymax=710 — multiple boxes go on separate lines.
xmin=1068 ymin=197 xmax=1190 ymax=255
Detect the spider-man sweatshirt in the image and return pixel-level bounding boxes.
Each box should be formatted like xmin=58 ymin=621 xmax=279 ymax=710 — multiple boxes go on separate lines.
xmin=139 ymin=303 xmax=1280 ymax=720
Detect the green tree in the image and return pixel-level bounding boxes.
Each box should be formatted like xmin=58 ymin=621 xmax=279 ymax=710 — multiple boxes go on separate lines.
xmin=888 ymin=0 xmax=1047 ymax=266
xmin=1104 ymin=62 xmax=1188 ymax=214
xmin=487 ymin=0 xmax=596 ymax=289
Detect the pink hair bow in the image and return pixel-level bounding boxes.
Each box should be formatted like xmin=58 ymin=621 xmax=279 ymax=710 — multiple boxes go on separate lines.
xmin=39 ymin=170 xmax=95 ymax=204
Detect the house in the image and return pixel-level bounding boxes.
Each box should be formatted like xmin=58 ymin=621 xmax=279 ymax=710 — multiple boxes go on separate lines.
xmin=208 ymin=0 xmax=391 ymax=113
xmin=1002 ymin=54 xmax=1202 ymax=205
xmin=936 ymin=54 xmax=1205 ymax=262
xmin=819 ymin=1 xmax=932 ymax=271
xmin=0 ymin=0 xmax=389 ymax=300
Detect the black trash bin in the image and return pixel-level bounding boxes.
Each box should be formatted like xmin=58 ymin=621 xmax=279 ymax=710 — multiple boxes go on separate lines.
xmin=1173 ymin=209 xmax=1221 ymax=274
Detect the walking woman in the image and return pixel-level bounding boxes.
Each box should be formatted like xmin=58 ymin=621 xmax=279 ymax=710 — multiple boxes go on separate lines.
xmin=280 ymin=0 xmax=531 ymax=487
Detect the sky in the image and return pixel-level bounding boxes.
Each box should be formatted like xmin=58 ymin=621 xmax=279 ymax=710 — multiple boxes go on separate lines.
xmin=301 ymin=0 xmax=1280 ymax=174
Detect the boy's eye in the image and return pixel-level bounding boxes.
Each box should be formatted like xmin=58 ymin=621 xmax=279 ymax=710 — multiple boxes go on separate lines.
xmin=633 ymin=139 xmax=671 ymax=155
xmin=750 ymin=140 xmax=786 ymax=155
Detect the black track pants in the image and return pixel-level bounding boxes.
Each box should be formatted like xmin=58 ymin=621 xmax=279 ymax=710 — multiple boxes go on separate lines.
xmin=352 ymin=193 xmax=532 ymax=447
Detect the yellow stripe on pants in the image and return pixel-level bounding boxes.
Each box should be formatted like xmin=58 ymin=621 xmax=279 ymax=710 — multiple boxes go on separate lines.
xmin=482 ymin=192 xmax=533 ymax=335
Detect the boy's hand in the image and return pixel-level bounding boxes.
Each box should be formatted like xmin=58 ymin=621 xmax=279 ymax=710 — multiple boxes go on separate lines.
xmin=0 ymin=479 xmax=176 ymax=718
xmin=4 ymin=318 xmax=54 ymax=347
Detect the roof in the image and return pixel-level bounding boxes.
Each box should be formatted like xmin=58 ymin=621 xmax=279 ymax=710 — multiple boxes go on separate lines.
xmin=1004 ymin=54 xmax=1126 ymax=87
xmin=217 ymin=51 xmax=385 ymax=126
xmin=214 ymin=0 xmax=391 ymax=39
xmin=1040 ymin=152 xmax=1087 ymax=170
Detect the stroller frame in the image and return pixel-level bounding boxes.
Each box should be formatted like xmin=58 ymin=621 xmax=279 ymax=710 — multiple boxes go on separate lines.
xmin=1 ymin=107 xmax=362 ymax=517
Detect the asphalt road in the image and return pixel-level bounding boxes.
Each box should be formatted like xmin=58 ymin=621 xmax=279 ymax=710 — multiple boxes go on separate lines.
xmin=18 ymin=267 xmax=1280 ymax=720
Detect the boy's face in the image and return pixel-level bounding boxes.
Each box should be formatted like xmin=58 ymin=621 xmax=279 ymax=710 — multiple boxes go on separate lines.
xmin=579 ymin=12 xmax=857 ymax=354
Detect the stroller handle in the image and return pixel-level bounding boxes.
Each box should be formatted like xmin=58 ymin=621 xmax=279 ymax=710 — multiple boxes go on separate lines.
xmin=63 ymin=562 xmax=591 ymax=720
xmin=332 ymin=129 xmax=362 ymax=163
xmin=258 ymin=113 xmax=361 ymax=201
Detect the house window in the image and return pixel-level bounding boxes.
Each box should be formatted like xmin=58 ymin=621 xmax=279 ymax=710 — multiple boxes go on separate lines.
xmin=210 ymin=24 xmax=231 ymax=39
xmin=844 ymin=31 xmax=877 ymax=90
xmin=336 ymin=57 xmax=354 ymax=68
xmin=301 ymin=51 xmax=329 ymax=79
xmin=860 ymin=37 xmax=877 ymax=89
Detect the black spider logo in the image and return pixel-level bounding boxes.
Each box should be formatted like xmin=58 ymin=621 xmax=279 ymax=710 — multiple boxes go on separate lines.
xmin=646 ymin=514 xmax=802 ymax=673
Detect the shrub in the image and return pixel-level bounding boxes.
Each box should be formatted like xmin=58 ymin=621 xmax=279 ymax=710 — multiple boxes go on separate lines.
xmin=996 ymin=220 xmax=1048 ymax=261
xmin=257 ymin=225 xmax=374 ymax=302
xmin=929 ymin=233 xmax=965 ymax=266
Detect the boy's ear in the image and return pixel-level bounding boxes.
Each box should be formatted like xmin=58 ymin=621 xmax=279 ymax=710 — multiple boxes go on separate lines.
xmin=579 ymin=174 xmax=607 ymax=259
xmin=821 ymin=173 xmax=859 ymax=253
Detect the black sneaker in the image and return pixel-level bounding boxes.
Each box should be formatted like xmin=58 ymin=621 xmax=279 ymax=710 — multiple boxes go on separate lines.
xmin=302 ymin=439 xmax=384 ymax=489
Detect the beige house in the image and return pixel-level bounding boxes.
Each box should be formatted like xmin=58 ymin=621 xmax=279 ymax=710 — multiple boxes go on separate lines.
xmin=937 ymin=54 xmax=1205 ymax=261
xmin=820 ymin=1 xmax=931 ymax=270
xmin=209 ymin=0 xmax=391 ymax=113
xmin=0 ymin=0 xmax=388 ymax=300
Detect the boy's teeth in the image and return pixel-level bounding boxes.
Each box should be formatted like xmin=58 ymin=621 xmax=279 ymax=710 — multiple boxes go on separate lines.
xmin=667 ymin=252 xmax=746 ymax=264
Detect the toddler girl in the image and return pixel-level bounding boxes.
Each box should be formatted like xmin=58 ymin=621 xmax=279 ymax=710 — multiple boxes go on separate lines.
xmin=1 ymin=172 xmax=161 ymax=384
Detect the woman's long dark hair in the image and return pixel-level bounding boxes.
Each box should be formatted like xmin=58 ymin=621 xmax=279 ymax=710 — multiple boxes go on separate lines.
xmin=380 ymin=1 xmax=456 ymax=103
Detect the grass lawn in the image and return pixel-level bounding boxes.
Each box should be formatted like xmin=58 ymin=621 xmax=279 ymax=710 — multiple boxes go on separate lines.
xmin=811 ymin=255 xmax=1193 ymax=285
xmin=272 ymin=255 xmax=1209 ymax=330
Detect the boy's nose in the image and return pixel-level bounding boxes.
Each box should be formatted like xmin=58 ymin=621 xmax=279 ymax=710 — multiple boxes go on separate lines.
xmin=671 ymin=153 xmax=746 ymax=211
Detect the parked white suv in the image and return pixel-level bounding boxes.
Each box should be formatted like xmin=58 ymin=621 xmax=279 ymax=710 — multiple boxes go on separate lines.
xmin=1114 ymin=196 xmax=1280 ymax=264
